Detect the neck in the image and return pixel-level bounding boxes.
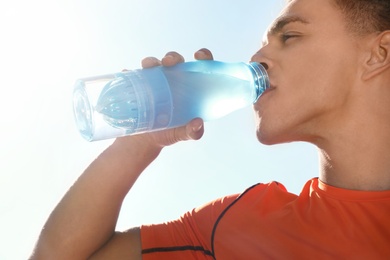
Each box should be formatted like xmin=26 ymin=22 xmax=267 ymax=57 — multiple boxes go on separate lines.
xmin=316 ymin=81 xmax=390 ymax=191
xmin=317 ymin=113 xmax=390 ymax=191
xmin=319 ymin=147 xmax=390 ymax=191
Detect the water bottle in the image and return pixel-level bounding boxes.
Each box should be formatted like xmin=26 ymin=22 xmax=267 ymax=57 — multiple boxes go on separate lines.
xmin=73 ymin=60 xmax=269 ymax=141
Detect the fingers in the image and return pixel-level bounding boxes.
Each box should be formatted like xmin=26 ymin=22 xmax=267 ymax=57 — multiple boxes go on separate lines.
xmin=161 ymin=51 xmax=185 ymax=67
xmin=141 ymin=51 xmax=185 ymax=68
xmin=141 ymin=49 xmax=213 ymax=69
xmin=146 ymin=118 xmax=204 ymax=148
xmin=186 ymin=118 xmax=204 ymax=141
xmin=173 ymin=118 xmax=204 ymax=143
xmin=141 ymin=57 xmax=162 ymax=68
xmin=194 ymin=48 xmax=214 ymax=60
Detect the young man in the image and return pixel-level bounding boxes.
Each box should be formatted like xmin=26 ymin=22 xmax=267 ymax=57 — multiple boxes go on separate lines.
xmin=31 ymin=0 xmax=390 ymax=258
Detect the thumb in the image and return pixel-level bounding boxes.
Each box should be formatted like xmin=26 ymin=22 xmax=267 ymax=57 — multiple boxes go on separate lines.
xmin=173 ymin=118 xmax=204 ymax=143
xmin=186 ymin=118 xmax=204 ymax=141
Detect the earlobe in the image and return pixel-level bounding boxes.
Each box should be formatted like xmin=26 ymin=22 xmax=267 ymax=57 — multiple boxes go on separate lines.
xmin=362 ymin=31 xmax=390 ymax=81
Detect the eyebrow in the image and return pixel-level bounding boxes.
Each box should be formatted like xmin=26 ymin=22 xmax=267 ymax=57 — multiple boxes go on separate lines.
xmin=268 ymin=15 xmax=310 ymax=36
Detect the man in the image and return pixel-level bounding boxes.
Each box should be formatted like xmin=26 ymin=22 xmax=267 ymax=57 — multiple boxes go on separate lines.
xmin=31 ymin=0 xmax=390 ymax=258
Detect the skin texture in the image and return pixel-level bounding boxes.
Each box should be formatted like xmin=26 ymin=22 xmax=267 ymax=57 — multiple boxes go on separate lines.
xmin=30 ymin=0 xmax=390 ymax=259
xmin=251 ymin=0 xmax=390 ymax=191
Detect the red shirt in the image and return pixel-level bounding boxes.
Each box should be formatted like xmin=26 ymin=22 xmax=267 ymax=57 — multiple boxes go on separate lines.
xmin=141 ymin=178 xmax=390 ymax=259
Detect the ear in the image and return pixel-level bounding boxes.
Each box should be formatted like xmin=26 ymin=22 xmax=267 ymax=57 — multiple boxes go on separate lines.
xmin=362 ymin=31 xmax=390 ymax=81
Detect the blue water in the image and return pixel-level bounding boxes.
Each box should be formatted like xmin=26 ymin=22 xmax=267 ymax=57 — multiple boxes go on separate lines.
xmin=96 ymin=68 xmax=256 ymax=134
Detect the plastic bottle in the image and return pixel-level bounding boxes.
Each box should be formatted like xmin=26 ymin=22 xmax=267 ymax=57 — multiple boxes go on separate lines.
xmin=73 ymin=60 xmax=269 ymax=141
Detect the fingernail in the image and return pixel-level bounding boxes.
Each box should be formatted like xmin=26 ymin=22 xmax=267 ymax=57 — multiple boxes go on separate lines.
xmin=196 ymin=50 xmax=206 ymax=57
xmin=192 ymin=123 xmax=202 ymax=132
xmin=165 ymin=52 xmax=174 ymax=58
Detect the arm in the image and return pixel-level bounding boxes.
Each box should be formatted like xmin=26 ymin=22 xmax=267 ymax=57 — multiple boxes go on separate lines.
xmin=30 ymin=50 xmax=213 ymax=260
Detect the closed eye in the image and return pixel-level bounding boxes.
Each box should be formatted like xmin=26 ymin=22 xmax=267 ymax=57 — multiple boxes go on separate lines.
xmin=280 ymin=33 xmax=300 ymax=43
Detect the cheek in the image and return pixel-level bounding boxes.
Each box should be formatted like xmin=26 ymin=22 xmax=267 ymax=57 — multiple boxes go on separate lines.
xmin=255 ymin=38 xmax=358 ymax=144
xmin=286 ymin=45 xmax=355 ymax=110
xmin=307 ymin=57 xmax=354 ymax=108
xmin=255 ymin=62 xmax=352 ymax=144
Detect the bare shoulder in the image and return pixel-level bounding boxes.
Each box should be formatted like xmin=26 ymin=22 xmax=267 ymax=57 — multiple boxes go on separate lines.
xmin=89 ymin=227 xmax=142 ymax=260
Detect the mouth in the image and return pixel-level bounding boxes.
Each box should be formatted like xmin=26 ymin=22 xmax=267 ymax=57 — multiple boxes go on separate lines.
xmin=260 ymin=84 xmax=276 ymax=97
xmin=254 ymin=84 xmax=275 ymax=107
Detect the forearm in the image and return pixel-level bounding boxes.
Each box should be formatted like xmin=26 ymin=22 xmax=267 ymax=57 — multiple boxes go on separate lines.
xmin=31 ymin=136 xmax=162 ymax=260
xmin=31 ymin=50 xmax=208 ymax=259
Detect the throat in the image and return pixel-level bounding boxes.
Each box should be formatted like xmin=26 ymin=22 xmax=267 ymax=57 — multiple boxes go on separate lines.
xmin=318 ymin=146 xmax=390 ymax=191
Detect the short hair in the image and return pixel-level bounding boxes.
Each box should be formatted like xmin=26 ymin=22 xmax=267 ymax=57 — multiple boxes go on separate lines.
xmin=332 ymin=0 xmax=390 ymax=35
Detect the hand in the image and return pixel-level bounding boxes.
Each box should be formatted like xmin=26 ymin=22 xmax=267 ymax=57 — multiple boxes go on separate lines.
xmin=116 ymin=49 xmax=214 ymax=150
xmin=141 ymin=48 xmax=214 ymax=68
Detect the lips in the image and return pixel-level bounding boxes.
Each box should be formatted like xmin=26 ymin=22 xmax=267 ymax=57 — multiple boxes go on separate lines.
xmin=260 ymin=84 xmax=276 ymax=97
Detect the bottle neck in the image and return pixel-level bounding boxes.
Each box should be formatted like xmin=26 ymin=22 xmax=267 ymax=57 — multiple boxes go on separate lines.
xmin=248 ymin=62 xmax=270 ymax=102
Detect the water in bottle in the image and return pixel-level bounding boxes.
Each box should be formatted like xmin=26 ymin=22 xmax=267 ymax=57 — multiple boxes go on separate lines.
xmin=73 ymin=60 xmax=269 ymax=141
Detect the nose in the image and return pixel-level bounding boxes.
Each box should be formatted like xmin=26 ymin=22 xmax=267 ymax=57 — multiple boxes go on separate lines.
xmin=250 ymin=48 xmax=271 ymax=71
xmin=259 ymin=62 xmax=269 ymax=70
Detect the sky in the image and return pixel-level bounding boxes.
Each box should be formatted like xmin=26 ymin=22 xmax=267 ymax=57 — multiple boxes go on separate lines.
xmin=0 ymin=0 xmax=318 ymax=259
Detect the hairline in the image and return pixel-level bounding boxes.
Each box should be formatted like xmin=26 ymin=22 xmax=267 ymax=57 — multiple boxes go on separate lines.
xmin=286 ymin=0 xmax=386 ymax=36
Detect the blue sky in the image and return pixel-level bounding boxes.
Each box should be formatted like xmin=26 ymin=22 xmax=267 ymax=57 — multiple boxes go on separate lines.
xmin=0 ymin=0 xmax=318 ymax=258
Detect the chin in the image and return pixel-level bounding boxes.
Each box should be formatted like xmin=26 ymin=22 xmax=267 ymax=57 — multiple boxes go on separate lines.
xmin=255 ymin=124 xmax=296 ymax=146
xmin=256 ymin=128 xmax=280 ymax=145
xmin=256 ymin=125 xmax=315 ymax=146
xmin=256 ymin=132 xmax=298 ymax=146
xmin=256 ymin=132 xmax=279 ymax=146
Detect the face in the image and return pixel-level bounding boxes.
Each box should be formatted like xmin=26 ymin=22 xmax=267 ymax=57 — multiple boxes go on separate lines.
xmin=252 ymin=0 xmax=363 ymax=145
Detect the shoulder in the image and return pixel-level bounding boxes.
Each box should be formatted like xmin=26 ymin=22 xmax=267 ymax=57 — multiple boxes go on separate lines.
xmin=191 ymin=181 xmax=288 ymax=216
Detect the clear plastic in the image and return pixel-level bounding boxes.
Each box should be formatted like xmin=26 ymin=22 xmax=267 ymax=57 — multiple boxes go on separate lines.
xmin=73 ymin=60 xmax=269 ymax=141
